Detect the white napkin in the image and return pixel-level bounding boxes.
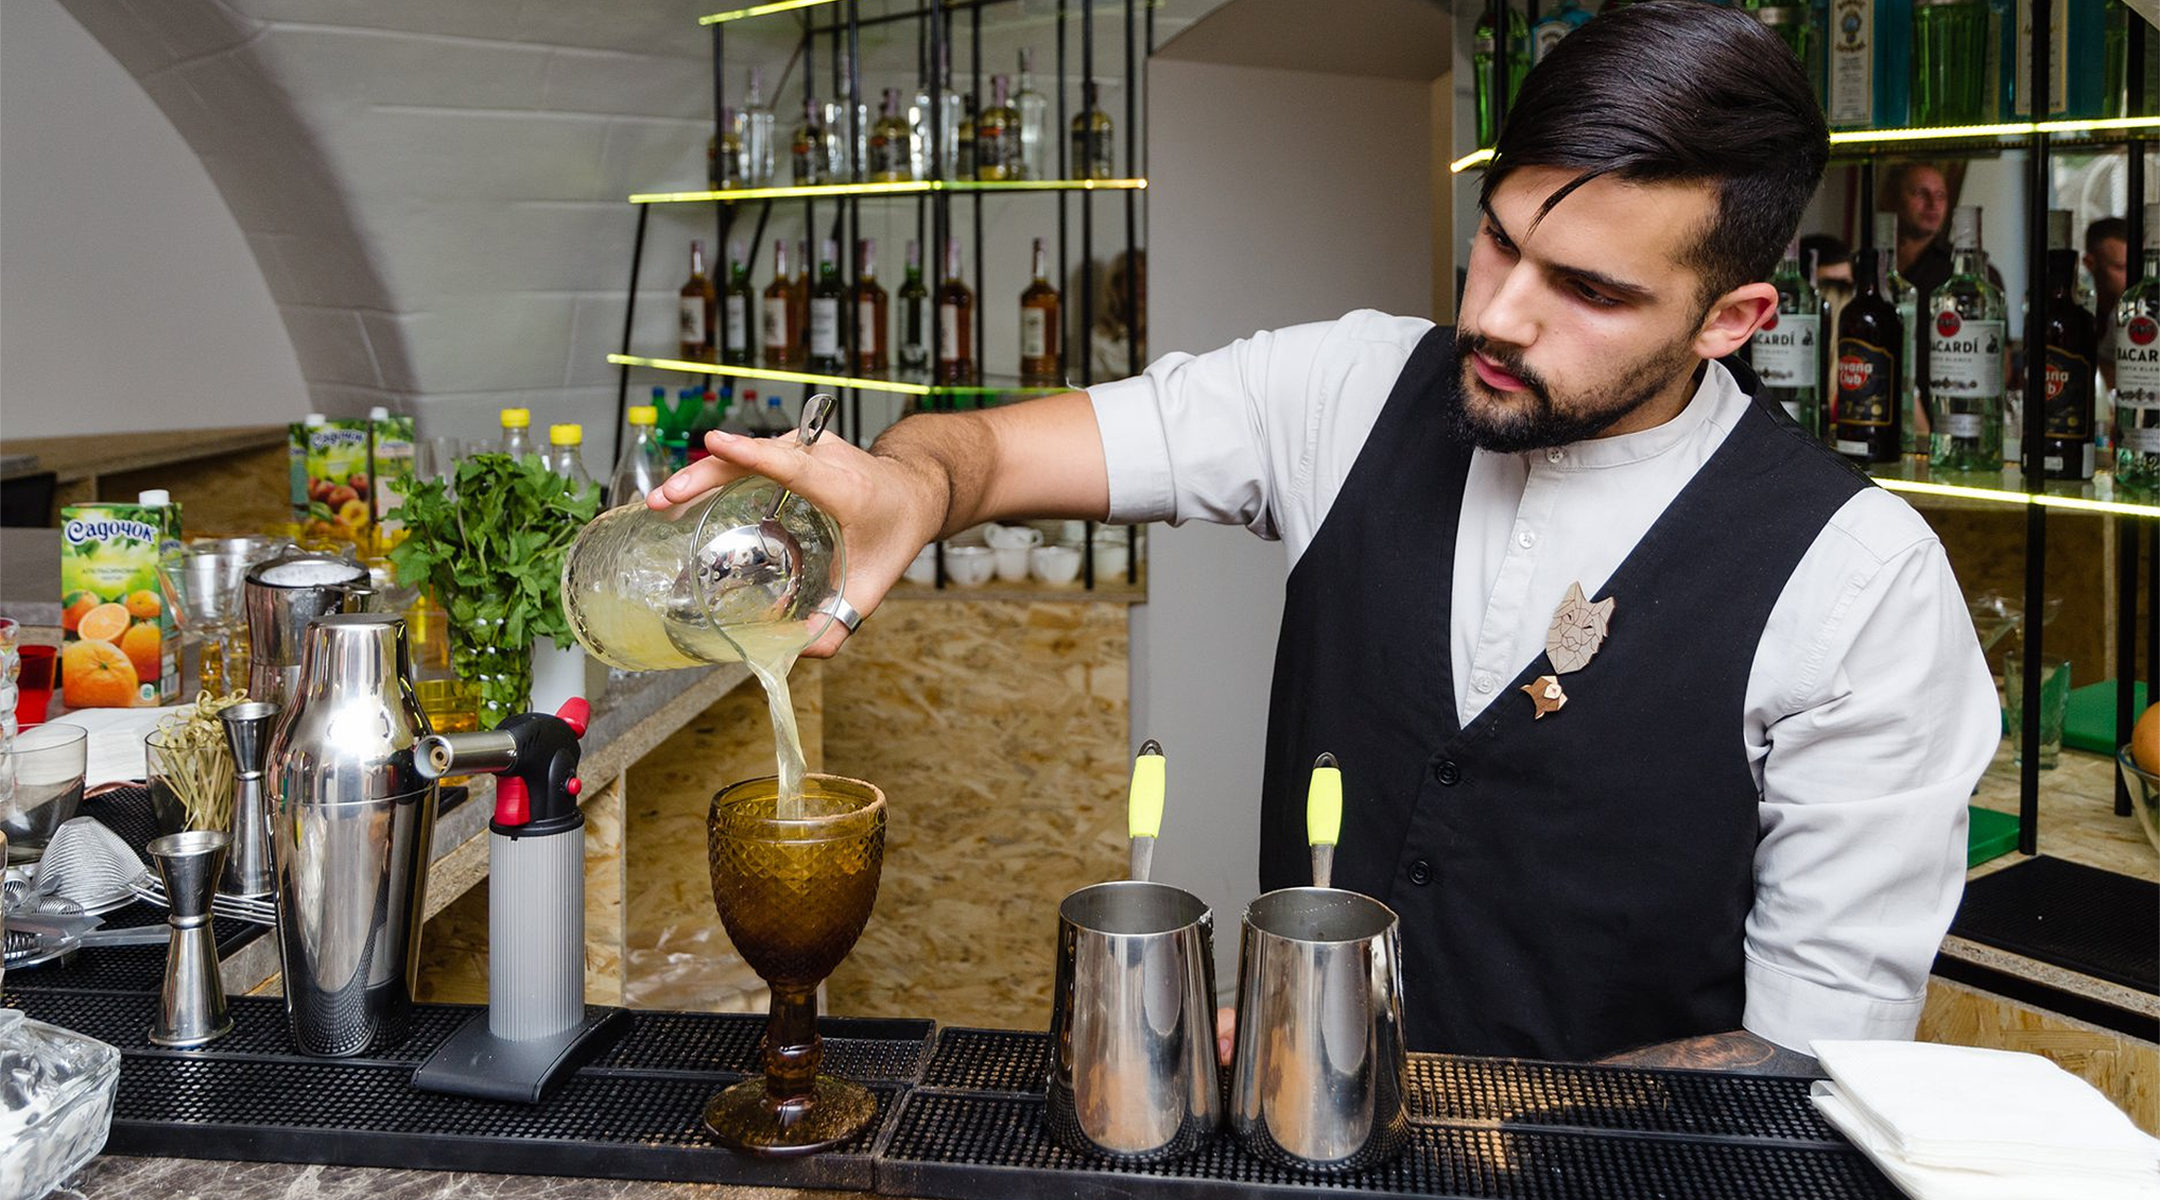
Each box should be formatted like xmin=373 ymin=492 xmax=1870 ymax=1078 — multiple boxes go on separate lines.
xmin=46 ymin=705 xmax=192 ymax=788
xmin=1811 ymin=1039 xmax=2160 ymax=1200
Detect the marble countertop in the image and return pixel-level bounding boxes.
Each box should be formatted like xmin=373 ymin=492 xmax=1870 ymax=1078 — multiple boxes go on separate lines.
xmin=60 ymin=1155 xmax=863 ymax=1200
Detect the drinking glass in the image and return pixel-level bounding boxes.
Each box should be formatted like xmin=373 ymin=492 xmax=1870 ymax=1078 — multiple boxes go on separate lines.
xmin=2003 ymin=653 xmax=2071 ymax=770
xmin=0 ymin=617 xmax=19 ymax=817
xmin=1 ymin=724 xmax=89 ymax=862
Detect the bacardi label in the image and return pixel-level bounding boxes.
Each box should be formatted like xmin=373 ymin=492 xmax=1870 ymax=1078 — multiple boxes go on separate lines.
xmin=2041 ymin=346 xmax=2094 ymax=439
xmin=1929 ymin=312 xmax=2005 ymax=398
xmin=1753 ymin=311 xmax=1819 ymax=388
xmin=810 ymin=298 xmax=840 ymax=359
xmin=2119 ymin=314 xmax=2160 ymax=400
xmin=724 ymin=296 xmax=749 ymax=354
xmin=1021 ymin=309 xmax=1050 ymax=360
xmin=679 ymin=297 xmax=704 ymax=344
xmin=763 ymin=297 xmax=790 ymax=355
xmin=1836 ymin=337 xmax=1895 ymax=426
xmin=1827 ymin=0 xmax=1873 ymax=125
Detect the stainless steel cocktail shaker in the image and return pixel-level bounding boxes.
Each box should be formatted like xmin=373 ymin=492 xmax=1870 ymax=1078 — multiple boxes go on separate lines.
xmin=243 ymin=551 xmax=371 ymax=709
xmin=266 ymin=612 xmax=437 ymax=1057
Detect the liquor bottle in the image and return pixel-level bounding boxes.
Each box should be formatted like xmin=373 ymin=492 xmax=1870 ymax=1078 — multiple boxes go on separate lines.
xmin=1834 ymin=248 xmax=1905 ymax=463
xmin=741 ymin=66 xmax=777 ymax=186
xmin=2012 ymin=0 xmax=2106 ymax=119
xmin=910 ymin=42 xmax=962 ymax=178
xmin=2038 ymin=210 xmax=2099 ymax=480
xmin=721 ymin=240 xmax=755 ymax=367
xmin=1747 ymin=1 xmax=1819 ymax=98
xmin=957 ymin=92 xmax=978 ymax=180
xmin=1019 ymin=238 xmax=1062 ymax=384
xmin=808 ymin=239 xmax=846 ymax=373
xmin=791 ymin=97 xmax=831 ymax=185
xmin=2116 ymin=205 xmax=2160 ymax=490
xmin=2106 ymin=0 xmax=2160 ymax=118
xmin=976 ymin=75 xmax=1022 ymax=181
xmin=898 ymin=239 xmax=931 ymax=374
xmin=1875 ymin=214 xmax=1924 ymax=453
xmin=833 ymin=49 xmax=870 ymax=179
xmin=1927 ymin=206 xmax=2007 ymax=473
xmin=608 ymin=404 xmax=667 ymax=507
xmin=1828 ymin=0 xmax=1914 ymax=128
xmin=854 ymin=239 xmax=890 ymax=374
xmin=714 ymin=107 xmax=747 ymax=189
xmin=1015 ymin=48 xmax=1050 ymax=180
xmin=869 ymin=88 xmax=914 ymax=182
xmin=1070 ymin=81 xmax=1115 ymax=180
xmin=936 ymin=238 xmax=976 ymax=385
xmin=1473 ymin=2 xmax=1531 ymax=148
xmin=1532 ymin=0 xmax=1590 ymax=62
xmin=1912 ymin=0 xmax=1990 ymax=124
xmin=499 ymin=407 xmax=534 ymax=459
xmin=762 ymin=240 xmax=797 ymax=368
xmin=545 ymin=425 xmax=593 ymax=489
xmin=680 ymin=240 xmax=717 ymax=363
xmin=1751 ymin=239 xmax=1824 ymax=435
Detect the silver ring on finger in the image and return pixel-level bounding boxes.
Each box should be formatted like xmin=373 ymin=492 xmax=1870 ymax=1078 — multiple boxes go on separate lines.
xmin=828 ymin=595 xmax=865 ymax=635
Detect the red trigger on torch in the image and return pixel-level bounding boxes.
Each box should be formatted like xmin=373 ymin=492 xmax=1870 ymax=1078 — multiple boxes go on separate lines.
xmin=494 ymin=776 xmax=531 ymax=826
xmin=556 ymin=697 xmax=590 ymax=738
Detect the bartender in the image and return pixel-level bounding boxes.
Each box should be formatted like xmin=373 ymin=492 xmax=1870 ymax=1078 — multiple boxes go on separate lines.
xmin=654 ymin=2 xmax=1997 ymax=1075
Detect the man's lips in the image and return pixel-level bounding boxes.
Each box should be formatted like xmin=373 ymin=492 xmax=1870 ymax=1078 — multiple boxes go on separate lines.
xmin=1471 ymin=351 xmax=1529 ymax=392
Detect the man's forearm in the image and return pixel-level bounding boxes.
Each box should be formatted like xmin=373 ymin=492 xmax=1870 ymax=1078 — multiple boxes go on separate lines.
xmin=867 ymin=391 xmax=1111 ymax=541
xmin=1594 ymin=1031 xmax=1821 ymax=1077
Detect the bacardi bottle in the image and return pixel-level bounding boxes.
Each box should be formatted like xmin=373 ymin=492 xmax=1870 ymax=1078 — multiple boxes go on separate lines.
xmin=898 ymin=239 xmax=931 ymax=374
xmin=721 ymin=240 xmax=755 ymax=367
xmin=679 ymin=240 xmax=716 ymax=363
xmin=854 ymin=239 xmax=889 ymax=374
xmin=1835 ymin=248 xmax=1905 ymax=463
xmin=762 ymin=240 xmax=797 ymax=368
xmin=2038 ymin=212 xmax=2098 ymax=480
xmin=1019 ymin=238 xmax=1062 ymax=384
xmin=936 ymin=238 xmax=976 ymax=385
xmin=1752 ymin=240 xmax=1824 ymax=434
xmin=1928 ymin=206 xmax=2007 ymax=473
xmin=2117 ymin=205 xmax=2160 ymax=490
xmin=808 ymin=239 xmax=846 ymax=374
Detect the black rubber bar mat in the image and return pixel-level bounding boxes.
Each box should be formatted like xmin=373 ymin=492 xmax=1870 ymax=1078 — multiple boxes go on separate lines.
xmin=2 ymin=987 xmax=932 ymax=1190
xmin=1951 ymin=855 xmax=2160 ymax=994
xmin=880 ymin=1028 xmax=1895 ymax=1200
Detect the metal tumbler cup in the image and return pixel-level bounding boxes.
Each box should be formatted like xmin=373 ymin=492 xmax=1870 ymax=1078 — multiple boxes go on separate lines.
xmin=243 ymin=551 xmax=371 ymax=710
xmin=266 ymin=612 xmax=437 ymax=1057
xmin=1230 ymin=887 xmax=1409 ymax=1173
xmin=1046 ymin=880 xmax=1221 ymax=1163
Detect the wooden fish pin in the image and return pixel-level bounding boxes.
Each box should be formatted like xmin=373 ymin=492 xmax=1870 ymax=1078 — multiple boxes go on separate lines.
xmin=1523 ymin=674 xmax=1567 ymax=719
xmin=1546 ymin=582 xmax=1614 ymax=676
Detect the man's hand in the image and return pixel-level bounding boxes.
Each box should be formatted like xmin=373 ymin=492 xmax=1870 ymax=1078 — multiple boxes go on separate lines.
xmin=1593 ymin=1030 xmax=1821 ymax=1077
xmin=649 ymin=427 xmax=947 ymax=658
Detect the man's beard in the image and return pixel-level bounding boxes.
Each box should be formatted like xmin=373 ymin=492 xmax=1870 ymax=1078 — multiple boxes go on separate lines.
xmin=1446 ymin=328 xmax=1700 ymax=453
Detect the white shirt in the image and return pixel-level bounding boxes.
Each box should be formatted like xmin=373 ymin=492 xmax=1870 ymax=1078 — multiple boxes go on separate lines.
xmin=1088 ymin=309 xmax=2000 ymax=1054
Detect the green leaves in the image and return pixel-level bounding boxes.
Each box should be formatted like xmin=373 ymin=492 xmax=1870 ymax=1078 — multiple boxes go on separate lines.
xmin=387 ymin=453 xmax=601 ymax=652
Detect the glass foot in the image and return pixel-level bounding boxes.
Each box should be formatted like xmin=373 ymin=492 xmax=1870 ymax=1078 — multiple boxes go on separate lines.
xmin=703 ymin=1074 xmax=877 ymax=1156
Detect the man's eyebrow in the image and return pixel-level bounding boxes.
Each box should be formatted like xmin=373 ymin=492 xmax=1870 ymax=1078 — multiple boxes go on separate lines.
xmin=1479 ymin=198 xmax=1657 ymax=301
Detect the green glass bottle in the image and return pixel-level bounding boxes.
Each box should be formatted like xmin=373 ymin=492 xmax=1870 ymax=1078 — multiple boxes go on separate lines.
xmin=1912 ymin=0 xmax=1991 ymax=125
xmin=1473 ymin=2 xmax=1531 ymax=148
xmin=1746 ymin=2 xmax=1821 ymax=100
xmin=1927 ymin=206 xmax=2007 ymax=474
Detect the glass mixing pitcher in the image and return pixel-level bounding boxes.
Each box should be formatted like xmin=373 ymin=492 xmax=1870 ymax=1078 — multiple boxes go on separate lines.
xmin=560 ymin=397 xmax=843 ymax=671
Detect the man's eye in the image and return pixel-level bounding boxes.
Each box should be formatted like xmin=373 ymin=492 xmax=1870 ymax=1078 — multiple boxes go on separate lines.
xmin=1485 ymin=225 xmax=1517 ymax=254
xmin=1572 ymin=280 xmax=1618 ymax=308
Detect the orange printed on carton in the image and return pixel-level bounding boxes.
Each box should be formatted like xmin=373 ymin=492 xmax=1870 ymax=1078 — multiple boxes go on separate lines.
xmin=59 ymin=504 xmax=172 ymax=707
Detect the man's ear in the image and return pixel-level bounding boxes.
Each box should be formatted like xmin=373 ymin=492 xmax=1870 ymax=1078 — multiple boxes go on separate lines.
xmin=1697 ymin=282 xmax=1779 ymax=361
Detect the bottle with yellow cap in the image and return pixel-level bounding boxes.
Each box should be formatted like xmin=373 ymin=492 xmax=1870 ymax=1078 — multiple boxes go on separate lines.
xmin=608 ymin=405 xmax=667 ymax=507
xmin=545 ymin=424 xmax=594 ymax=489
xmin=499 ymin=407 xmax=534 ymax=459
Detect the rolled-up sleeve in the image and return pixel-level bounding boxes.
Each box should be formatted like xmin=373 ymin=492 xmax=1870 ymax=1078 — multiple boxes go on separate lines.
xmin=1742 ymin=495 xmax=2000 ymax=1052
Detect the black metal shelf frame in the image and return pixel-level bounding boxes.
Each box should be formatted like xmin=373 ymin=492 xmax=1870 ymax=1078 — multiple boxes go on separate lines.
xmin=612 ymin=0 xmax=1151 ymax=591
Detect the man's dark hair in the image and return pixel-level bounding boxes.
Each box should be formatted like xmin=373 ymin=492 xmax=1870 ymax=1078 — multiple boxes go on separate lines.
xmin=2088 ymin=216 xmax=2130 ymax=255
xmin=1479 ymin=0 xmax=1829 ymax=308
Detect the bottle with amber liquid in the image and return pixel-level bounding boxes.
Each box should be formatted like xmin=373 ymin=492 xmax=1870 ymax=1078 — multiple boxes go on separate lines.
xmin=808 ymin=240 xmax=846 ymax=373
xmin=2039 ymin=209 xmax=2098 ymax=481
xmin=1832 ymin=247 xmax=1904 ymax=465
xmin=975 ymin=75 xmax=1021 ymax=180
xmin=1071 ymin=80 xmax=1114 ymax=179
xmin=791 ymin=97 xmax=831 ymax=185
xmin=761 ymin=239 xmax=796 ymax=368
xmin=935 ymin=238 xmax=975 ymax=385
xmin=854 ymin=239 xmax=889 ymax=374
xmin=721 ymin=239 xmax=755 ymax=366
xmin=1019 ymin=238 xmax=1061 ymax=383
xmin=897 ymin=239 xmax=930 ymax=374
xmin=868 ymin=88 xmax=913 ymax=182
xmin=680 ymin=240 xmax=717 ymax=362
xmin=956 ymin=92 xmax=978 ymax=180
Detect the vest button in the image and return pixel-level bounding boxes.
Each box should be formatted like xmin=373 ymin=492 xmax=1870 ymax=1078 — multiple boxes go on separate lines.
xmin=1434 ymin=760 xmax=1461 ymax=786
xmin=1408 ymin=859 xmax=1434 ymax=886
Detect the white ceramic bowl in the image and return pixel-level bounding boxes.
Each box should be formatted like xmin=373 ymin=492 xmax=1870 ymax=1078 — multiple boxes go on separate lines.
xmin=902 ymin=543 xmax=938 ymax=586
xmin=1090 ymin=536 xmax=1130 ymax=582
xmin=1031 ymin=544 xmax=1082 ymax=586
xmin=944 ymin=544 xmax=996 ymax=587
xmin=994 ymin=545 xmax=1032 ymax=582
xmin=983 ymin=523 xmax=1044 ymax=552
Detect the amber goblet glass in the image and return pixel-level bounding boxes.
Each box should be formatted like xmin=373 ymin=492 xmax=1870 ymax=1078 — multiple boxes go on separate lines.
xmin=704 ymin=774 xmax=887 ymax=1156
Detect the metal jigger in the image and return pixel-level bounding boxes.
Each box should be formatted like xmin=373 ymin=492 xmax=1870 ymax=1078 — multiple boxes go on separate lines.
xmin=219 ymin=702 xmax=279 ymax=899
xmin=148 ymin=830 xmax=234 ymax=1048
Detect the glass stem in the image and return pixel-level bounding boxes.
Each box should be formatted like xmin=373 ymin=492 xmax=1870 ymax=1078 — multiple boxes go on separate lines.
xmin=763 ymin=984 xmax=822 ymax=1103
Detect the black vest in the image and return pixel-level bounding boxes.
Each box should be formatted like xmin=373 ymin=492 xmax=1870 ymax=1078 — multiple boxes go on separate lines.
xmin=1259 ymin=327 xmax=1870 ymax=1061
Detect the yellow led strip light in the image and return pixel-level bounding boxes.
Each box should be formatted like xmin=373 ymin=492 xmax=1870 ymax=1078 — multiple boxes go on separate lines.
xmin=700 ymin=0 xmax=838 ymax=25
xmin=609 ymin=354 xmax=1071 ymax=399
xmin=1874 ymin=476 xmax=2160 ymax=519
xmin=631 ymin=178 xmax=1147 ymax=204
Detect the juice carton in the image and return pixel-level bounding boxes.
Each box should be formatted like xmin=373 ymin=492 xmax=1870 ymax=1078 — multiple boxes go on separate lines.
xmin=59 ymin=501 xmax=179 ymax=707
xmin=290 ymin=413 xmax=325 ymax=521
xmin=303 ymin=417 xmax=373 ymax=544
xmin=369 ymin=406 xmax=416 ymax=539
